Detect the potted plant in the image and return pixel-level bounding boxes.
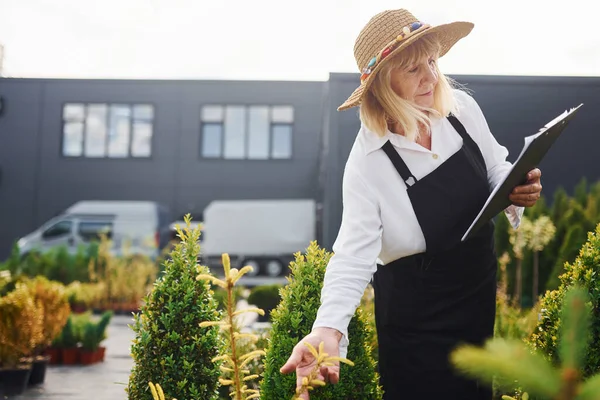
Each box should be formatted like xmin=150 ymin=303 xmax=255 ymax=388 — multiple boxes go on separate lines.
xmin=0 ymin=282 xmax=44 ymax=396
xmin=79 ymin=322 xmax=99 ymax=365
xmin=58 ymin=316 xmax=79 ymax=365
xmin=24 ymin=277 xmax=70 ymax=385
xmin=94 ymin=311 xmax=113 ymax=362
xmin=47 ymin=332 xmax=62 ymax=365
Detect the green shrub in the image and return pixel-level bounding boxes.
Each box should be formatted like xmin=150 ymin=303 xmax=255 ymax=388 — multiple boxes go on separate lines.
xmin=1 ymin=243 xmax=98 ymax=285
xmin=59 ymin=316 xmax=78 ymax=348
xmin=81 ymin=311 xmax=112 ymax=351
xmin=451 ymin=286 xmax=600 ymax=400
xmin=528 ymin=222 xmax=600 ymax=378
xmin=247 ymin=284 xmax=282 ymax=321
xmin=127 ymin=216 xmax=222 ymax=400
xmin=260 ymin=241 xmax=383 ymax=399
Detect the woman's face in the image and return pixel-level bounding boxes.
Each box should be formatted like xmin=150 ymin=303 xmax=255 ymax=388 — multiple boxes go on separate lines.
xmin=389 ymin=52 xmax=439 ymax=108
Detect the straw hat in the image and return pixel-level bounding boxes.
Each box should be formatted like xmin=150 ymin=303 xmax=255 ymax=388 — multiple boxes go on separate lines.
xmin=338 ymin=9 xmax=474 ymax=111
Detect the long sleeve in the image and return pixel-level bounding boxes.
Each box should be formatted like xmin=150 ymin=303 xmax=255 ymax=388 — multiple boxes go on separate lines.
xmin=460 ymin=91 xmax=525 ymax=229
xmin=312 ymin=162 xmax=383 ymax=359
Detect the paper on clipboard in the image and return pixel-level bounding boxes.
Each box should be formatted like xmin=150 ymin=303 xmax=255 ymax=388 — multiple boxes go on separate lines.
xmin=461 ymin=103 xmax=584 ymax=242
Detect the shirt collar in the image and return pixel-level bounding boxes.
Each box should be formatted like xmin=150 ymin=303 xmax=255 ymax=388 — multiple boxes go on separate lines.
xmin=361 ymin=117 xmax=443 ymax=155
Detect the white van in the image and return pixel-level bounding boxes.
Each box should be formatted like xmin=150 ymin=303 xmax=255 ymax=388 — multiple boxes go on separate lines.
xmin=17 ymin=200 xmax=172 ymax=260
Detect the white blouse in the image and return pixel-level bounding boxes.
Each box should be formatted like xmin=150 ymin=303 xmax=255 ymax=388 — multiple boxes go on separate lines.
xmin=312 ymin=89 xmax=524 ymax=358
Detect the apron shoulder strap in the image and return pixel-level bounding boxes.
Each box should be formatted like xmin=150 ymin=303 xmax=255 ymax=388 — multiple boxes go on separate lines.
xmin=447 ymin=113 xmax=488 ymax=179
xmin=381 ymin=140 xmax=417 ymax=186
xmin=447 ymin=114 xmax=478 ymax=151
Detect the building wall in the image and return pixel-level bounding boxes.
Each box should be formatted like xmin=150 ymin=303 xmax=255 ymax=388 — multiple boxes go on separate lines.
xmin=1 ymin=75 xmax=599 ymax=259
xmin=0 ymin=80 xmax=42 ymax=259
xmin=0 ymin=78 xmax=325 ymax=258
xmin=321 ymin=73 xmax=600 ymax=249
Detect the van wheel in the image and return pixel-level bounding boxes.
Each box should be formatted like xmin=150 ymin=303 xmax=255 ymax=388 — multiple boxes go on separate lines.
xmin=265 ymin=260 xmax=283 ymax=277
xmin=241 ymin=260 xmax=260 ymax=276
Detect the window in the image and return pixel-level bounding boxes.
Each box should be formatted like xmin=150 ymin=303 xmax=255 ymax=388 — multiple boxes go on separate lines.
xmin=42 ymin=220 xmax=73 ymax=239
xmin=78 ymin=221 xmax=113 ymax=241
xmin=248 ymin=106 xmax=269 ymax=159
xmin=200 ymin=105 xmax=294 ymax=159
xmin=108 ymin=105 xmax=131 ymax=158
xmin=62 ymin=103 xmax=154 ymax=158
xmin=201 ymin=124 xmax=223 ymax=158
xmin=62 ymin=105 xmax=85 ymax=157
xmin=224 ymin=106 xmax=246 ymax=159
xmin=272 ymin=125 xmax=292 ymax=159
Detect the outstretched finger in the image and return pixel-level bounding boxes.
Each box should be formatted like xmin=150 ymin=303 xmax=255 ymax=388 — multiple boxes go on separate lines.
xmin=280 ymin=349 xmax=303 ymax=374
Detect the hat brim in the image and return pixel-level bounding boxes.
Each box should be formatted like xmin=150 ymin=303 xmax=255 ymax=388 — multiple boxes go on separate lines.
xmin=337 ymin=21 xmax=474 ymax=111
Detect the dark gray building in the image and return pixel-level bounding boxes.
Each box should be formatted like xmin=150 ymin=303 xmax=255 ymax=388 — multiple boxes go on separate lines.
xmin=0 ymin=74 xmax=599 ymax=260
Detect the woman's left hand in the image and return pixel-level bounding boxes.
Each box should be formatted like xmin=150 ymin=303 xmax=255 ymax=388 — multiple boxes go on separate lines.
xmin=509 ymin=168 xmax=542 ymax=207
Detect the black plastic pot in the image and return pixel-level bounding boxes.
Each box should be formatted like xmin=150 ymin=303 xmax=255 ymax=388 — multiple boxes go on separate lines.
xmin=0 ymin=364 xmax=33 ymax=396
xmin=28 ymin=355 xmax=50 ymax=385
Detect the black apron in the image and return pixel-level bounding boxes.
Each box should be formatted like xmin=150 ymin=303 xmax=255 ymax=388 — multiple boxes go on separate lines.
xmin=372 ymin=115 xmax=497 ymax=400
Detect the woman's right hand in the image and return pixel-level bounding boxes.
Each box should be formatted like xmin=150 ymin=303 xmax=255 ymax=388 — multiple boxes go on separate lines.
xmin=280 ymin=327 xmax=343 ymax=400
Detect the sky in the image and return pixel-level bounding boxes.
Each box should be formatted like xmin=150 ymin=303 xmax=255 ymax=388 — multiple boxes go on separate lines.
xmin=0 ymin=0 xmax=598 ymax=81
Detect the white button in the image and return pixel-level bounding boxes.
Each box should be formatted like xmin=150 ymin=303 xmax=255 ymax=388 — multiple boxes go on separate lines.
xmin=432 ymin=154 xmax=439 ymax=160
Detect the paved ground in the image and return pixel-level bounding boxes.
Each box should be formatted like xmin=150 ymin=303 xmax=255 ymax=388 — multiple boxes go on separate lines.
xmin=13 ymin=315 xmax=135 ymax=400
xmin=11 ymin=301 xmax=261 ymax=400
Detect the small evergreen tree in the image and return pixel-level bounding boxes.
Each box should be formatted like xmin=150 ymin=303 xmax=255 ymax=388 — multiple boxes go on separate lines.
xmin=260 ymin=241 xmax=383 ymax=399
xmin=127 ymin=216 xmax=222 ymax=400
xmin=197 ymin=253 xmax=266 ymax=400
xmin=450 ymin=286 xmax=600 ymax=400
xmin=528 ymin=222 xmax=600 ymax=378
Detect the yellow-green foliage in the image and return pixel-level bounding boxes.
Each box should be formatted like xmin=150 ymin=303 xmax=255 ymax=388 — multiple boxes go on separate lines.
xmin=89 ymin=234 xmax=157 ymax=309
xmin=65 ymin=281 xmax=104 ymax=309
xmin=291 ymin=341 xmax=355 ymax=400
xmin=451 ymin=286 xmax=600 ymax=400
xmin=359 ymin=284 xmax=378 ymax=362
xmin=528 ymin=216 xmax=557 ymax=253
xmin=528 ymin=222 xmax=600 ymax=378
xmin=0 ymin=282 xmax=44 ymax=367
xmin=198 ymin=253 xmax=266 ymax=400
xmin=24 ymin=276 xmax=71 ymax=352
xmin=494 ymin=253 xmax=539 ymax=341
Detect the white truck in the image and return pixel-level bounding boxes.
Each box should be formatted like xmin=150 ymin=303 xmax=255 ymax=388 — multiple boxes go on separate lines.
xmin=200 ymin=199 xmax=317 ymax=286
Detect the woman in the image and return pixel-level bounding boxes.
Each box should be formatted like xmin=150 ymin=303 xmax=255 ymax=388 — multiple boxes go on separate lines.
xmin=280 ymin=8 xmax=542 ymax=400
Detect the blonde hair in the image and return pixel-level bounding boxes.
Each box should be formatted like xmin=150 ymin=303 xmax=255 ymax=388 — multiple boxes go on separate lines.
xmin=359 ymin=34 xmax=459 ymax=141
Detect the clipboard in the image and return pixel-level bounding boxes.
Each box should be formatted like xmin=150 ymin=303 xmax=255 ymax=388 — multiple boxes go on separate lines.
xmin=461 ymin=103 xmax=584 ymax=242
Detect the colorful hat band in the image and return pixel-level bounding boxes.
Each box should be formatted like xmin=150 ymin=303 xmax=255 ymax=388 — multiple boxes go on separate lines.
xmin=360 ymin=21 xmax=432 ymax=83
